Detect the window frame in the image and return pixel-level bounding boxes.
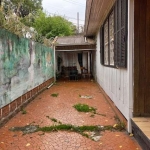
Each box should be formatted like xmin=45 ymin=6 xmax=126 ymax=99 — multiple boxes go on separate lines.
xmin=100 ymin=0 xmax=128 ymax=68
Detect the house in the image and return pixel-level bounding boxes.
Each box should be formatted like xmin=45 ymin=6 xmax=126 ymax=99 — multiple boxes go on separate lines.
xmin=84 ymin=0 xmax=150 ymax=149
xmin=55 ymin=35 xmax=96 ymax=79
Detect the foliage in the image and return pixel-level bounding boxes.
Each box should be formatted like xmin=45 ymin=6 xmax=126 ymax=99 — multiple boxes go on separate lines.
xmin=21 ymin=109 xmax=27 ymax=114
xmin=0 ymin=1 xmax=75 ymax=46
xmin=33 ymin=11 xmax=76 ymax=38
xmin=38 ymin=124 xmax=100 ymax=139
xmin=51 ymin=93 xmax=59 ymax=97
xmin=73 ymin=103 xmax=96 ymax=113
xmin=10 ymin=116 xmax=125 ymax=140
xmin=0 ymin=10 xmax=52 ymax=47
xmin=20 ymin=13 xmax=35 ymax=27
xmin=2 ymin=0 xmax=42 ymax=17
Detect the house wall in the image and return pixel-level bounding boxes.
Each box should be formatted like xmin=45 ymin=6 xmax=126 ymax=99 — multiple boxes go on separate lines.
xmin=95 ymin=0 xmax=134 ymax=131
xmin=0 ymin=29 xmax=54 ymax=124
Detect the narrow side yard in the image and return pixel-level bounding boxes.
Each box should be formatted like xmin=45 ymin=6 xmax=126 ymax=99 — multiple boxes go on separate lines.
xmin=0 ymin=81 xmax=141 ymax=150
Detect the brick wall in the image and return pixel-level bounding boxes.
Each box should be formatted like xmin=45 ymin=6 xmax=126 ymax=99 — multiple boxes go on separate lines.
xmin=0 ymin=78 xmax=54 ymax=127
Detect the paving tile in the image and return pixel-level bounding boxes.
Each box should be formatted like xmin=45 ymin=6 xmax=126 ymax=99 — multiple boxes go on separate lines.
xmin=0 ymin=81 xmax=141 ymax=150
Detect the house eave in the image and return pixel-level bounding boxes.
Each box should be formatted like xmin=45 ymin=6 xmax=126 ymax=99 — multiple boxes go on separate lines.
xmin=84 ymin=0 xmax=116 ymax=37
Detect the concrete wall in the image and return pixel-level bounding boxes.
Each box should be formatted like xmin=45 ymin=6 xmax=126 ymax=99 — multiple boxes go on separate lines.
xmin=0 ymin=29 xmax=54 ymax=123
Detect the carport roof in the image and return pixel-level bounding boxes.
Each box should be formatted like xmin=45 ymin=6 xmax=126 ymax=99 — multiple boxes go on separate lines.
xmin=56 ymin=35 xmax=96 ymax=51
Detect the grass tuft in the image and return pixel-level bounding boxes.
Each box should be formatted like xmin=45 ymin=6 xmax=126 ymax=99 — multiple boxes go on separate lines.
xmin=21 ymin=109 xmax=27 ymax=114
xmin=50 ymin=118 xmax=58 ymax=122
xmin=73 ymin=103 xmax=96 ymax=113
xmin=51 ymin=93 xmax=59 ymax=97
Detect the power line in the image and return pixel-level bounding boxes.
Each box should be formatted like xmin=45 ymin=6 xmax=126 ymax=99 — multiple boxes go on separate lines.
xmin=64 ymin=0 xmax=86 ymax=5
xmin=46 ymin=12 xmax=85 ymax=22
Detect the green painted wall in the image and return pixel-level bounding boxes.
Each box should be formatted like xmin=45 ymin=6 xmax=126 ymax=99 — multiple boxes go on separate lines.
xmin=0 ymin=29 xmax=54 ymax=108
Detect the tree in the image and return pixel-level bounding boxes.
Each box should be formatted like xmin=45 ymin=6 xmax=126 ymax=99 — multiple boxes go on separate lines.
xmin=2 ymin=0 xmax=42 ymax=17
xmin=33 ymin=11 xmax=76 ymax=38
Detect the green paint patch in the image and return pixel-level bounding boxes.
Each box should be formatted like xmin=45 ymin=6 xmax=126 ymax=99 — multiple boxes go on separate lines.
xmin=51 ymin=93 xmax=59 ymax=97
xmin=73 ymin=103 xmax=96 ymax=113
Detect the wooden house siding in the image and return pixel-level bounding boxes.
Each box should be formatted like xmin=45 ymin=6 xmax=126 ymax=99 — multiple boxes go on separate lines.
xmin=95 ymin=32 xmax=129 ymax=119
xmin=134 ymin=0 xmax=150 ymax=116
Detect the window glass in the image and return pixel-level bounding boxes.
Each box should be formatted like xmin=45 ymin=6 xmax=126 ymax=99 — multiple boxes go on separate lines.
xmin=104 ymin=20 xmax=109 ymax=65
xmin=109 ymin=11 xmax=114 ymax=66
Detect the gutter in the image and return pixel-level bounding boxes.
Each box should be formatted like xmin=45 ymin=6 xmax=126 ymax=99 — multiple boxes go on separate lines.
xmin=85 ymin=0 xmax=94 ymax=36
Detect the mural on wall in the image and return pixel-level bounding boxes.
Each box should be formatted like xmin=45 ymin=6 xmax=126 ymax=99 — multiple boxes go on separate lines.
xmin=0 ymin=29 xmax=54 ymax=108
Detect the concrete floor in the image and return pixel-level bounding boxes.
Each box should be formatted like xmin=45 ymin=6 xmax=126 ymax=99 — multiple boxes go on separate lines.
xmin=0 ymin=81 xmax=141 ymax=150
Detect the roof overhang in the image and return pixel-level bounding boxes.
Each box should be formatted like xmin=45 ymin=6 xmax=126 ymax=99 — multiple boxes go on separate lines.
xmin=56 ymin=44 xmax=96 ymax=51
xmin=55 ymin=35 xmax=96 ymax=51
xmin=84 ymin=0 xmax=116 ymax=37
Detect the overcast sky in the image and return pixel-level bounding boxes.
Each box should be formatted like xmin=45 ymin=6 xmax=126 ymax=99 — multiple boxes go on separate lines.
xmin=42 ymin=0 xmax=86 ymax=27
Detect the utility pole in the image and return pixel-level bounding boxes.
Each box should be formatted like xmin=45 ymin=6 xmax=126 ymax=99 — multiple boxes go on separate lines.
xmin=77 ymin=12 xmax=79 ymax=34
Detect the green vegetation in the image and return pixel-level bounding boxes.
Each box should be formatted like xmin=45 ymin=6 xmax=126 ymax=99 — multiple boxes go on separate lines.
xmin=0 ymin=1 xmax=76 ymax=46
xmin=51 ymin=93 xmax=59 ymax=97
xmin=38 ymin=124 xmax=100 ymax=138
xmin=33 ymin=10 xmax=76 ymax=38
xmin=73 ymin=103 xmax=106 ymax=117
xmin=50 ymin=118 xmax=58 ymax=123
xmin=2 ymin=0 xmax=42 ymax=17
xmin=10 ymin=117 xmax=125 ymax=140
xmin=73 ymin=103 xmax=96 ymax=114
xmin=21 ymin=109 xmax=27 ymax=114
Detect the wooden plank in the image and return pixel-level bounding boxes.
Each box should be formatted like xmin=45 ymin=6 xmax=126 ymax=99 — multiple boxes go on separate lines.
xmin=134 ymin=0 xmax=140 ymax=115
xmin=145 ymin=0 xmax=150 ymax=114
xmin=138 ymin=0 xmax=147 ymax=114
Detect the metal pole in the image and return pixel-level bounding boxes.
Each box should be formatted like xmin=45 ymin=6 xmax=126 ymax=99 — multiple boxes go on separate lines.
xmin=53 ymin=45 xmax=56 ymax=82
xmin=77 ymin=12 xmax=79 ymax=34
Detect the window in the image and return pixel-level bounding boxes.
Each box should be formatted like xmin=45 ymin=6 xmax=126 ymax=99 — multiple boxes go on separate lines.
xmin=100 ymin=0 xmax=128 ymax=68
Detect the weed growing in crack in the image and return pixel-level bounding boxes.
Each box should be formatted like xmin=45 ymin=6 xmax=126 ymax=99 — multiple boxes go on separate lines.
xmin=96 ymin=113 xmax=106 ymax=117
xmin=113 ymin=115 xmax=126 ymax=131
xmin=10 ymin=117 xmax=125 ymax=141
xmin=73 ymin=103 xmax=106 ymax=117
xmin=73 ymin=103 xmax=96 ymax=113
xmin=21 ymin=109 xmax=27 ymax=114
xmin=50 ymin=118 xmax=58 ymax=123
xmin=51 ymin=93 xmax=59 ymax=97
xmin=38 ymin=124 xmax=100 ymax=139
xmin=90 ymin=114 xmax=95 ymax=117
xmin=46 ymin=116 xmax=62 ymax=124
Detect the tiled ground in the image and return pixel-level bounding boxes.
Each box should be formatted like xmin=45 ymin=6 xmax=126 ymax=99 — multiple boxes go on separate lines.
xmin=0 ymin=81 xmax=141 ymax=150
